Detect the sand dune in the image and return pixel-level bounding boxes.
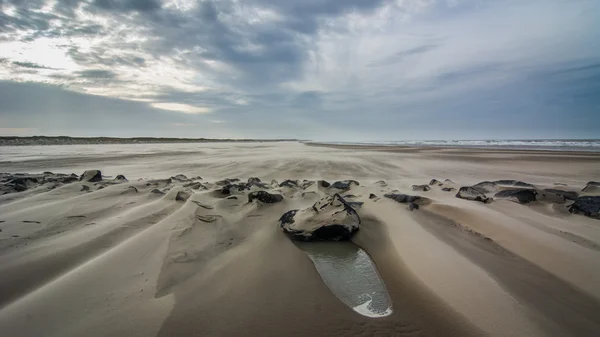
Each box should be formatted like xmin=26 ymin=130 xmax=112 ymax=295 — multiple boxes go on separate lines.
xmin=1 ymin=142 xmax=599 ymax=337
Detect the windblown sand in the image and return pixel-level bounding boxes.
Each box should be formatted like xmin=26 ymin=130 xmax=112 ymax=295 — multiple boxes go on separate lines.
xmin=1 ymin=142 xmax=599 ymax=337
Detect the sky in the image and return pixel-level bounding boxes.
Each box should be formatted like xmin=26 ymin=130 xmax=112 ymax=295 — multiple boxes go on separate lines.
xmin=0 ymin=0 xmax=599 ymax=141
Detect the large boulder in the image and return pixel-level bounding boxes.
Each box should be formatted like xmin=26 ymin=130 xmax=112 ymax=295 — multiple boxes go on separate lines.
xmin=568 ymin=196 xmax=600 ymax=219
xmin=279 ymin=194 xmax=360 ymax=241
xmin=494 ymin=189 xmax=538 ymax=204
xmin=456 ymin=187 xmax=490 ymax=203
xmin=80 ymin=170 xmax=102 ymax=182
xmin=248 ymin=191 xmax=283 ymax=203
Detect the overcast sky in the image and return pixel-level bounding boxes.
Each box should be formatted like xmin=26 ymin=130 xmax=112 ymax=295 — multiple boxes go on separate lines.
xmin=1 ymin=0 xmax=599 ymax=140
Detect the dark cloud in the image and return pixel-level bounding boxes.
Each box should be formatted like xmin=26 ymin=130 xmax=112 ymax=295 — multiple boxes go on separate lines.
xmin=76 ymin=69 xmax=118 ymax=79
xmin=12 ymin=61 xmax=56 ymax=69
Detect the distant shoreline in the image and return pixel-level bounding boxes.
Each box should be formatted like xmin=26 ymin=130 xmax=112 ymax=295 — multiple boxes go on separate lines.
xmin=0 ymin=136 xmax=298 ymax=146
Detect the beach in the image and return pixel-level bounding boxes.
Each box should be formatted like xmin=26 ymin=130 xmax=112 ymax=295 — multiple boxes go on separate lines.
xmin=1 ymin=141 xmax=599 ymax=337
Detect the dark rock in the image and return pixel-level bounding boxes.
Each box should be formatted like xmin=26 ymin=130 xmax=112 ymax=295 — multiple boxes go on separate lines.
xmin=441 ymin=187 xmax=456 ymax=192
xmin=81 ymin=185 xmax=90 ymax=192
xmin=70 ymin=173 xmax=78 ymax=178
xmin=300 ymin=180 xmax=315 ymax=189
xmin=215 ymin=178 xmax=240 ymax=186
xmin=151 ymin=189 xmax=165 ymax=195
xmin=279 ymin=194 xmax=360 ymax=241
xmin=568 ymin=196 xmax=600 ymax=219
xmin=471 ymin=181 xmax=498 ymax=193
xmin=456 ymin=187 xmax=490 ymax=203
xmin=369 ymin=193 xmax=377 ymax=199
xmin=248 ymin=191 xmax=284 ymax=203
xmin=128 ymin=186 xmax=138 ymax=193
xmin=279 ymin=180 xmax=299 ymax=188
xmin=493 ymin=180 xmax=535 ymax=188
xmin=80 ymin=170 xmax=102 ymax=182
xmin=97 ymin=186 xmax=105 ymax=190
xmin=247 ymin=177 xmax=262 ymax=185
xmin=226 ymin=196 xmax=238 ymax=200
xmin=115 ymin=175 xmax=127 ymax=181
xmin=319 ymin=180 xmax=331 ymax=188
xmin=543 ymin=189 xmax=579 ymax=201
xmin=220 ymin=183 xmax=248 ymax=195
xmin=330 ymin=180 xmax=359 ymax=190
xmin=444 ymin=179 xmax=454 ymax=184
xmin=412 ymin=184 xmax=430 ymax=192
xmin=409 ymin=203 xmax=419 ymax=211
xmin=175 ymin=190 xmax=191 ymax=201
xmin=494 ymin=189 xmax=537 ymax=204
xmin=184 ymin=182 xmax=204 ymax=190
xmin=171 ymin=174 xmax=189 ymax=182
xmin=384 ymin=193 xmax=421 ymax=204
xmin=429 ymin=179 xmax=442 ymax=186
xmin=582 ymin=181 xmax=600 ymax=192
xmin=43 ymin=171 xmax=53 ymax=175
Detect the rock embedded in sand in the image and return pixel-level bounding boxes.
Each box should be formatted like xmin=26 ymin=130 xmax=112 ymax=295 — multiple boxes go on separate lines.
xmin=384 ymin=193 xmax=421 ymax=204
xmin=568 ymin=196 xmax=600 ymax=219
xmin=494 ymin=189 xmax=538 ymax=204
xmin=248 ymin=191 xmax=284 ymax=203
xmin=80 ymin=170 xmax=102 ymax=182
xmin=441 ymin=187 xmax=456 ymax=192
xmin=279 ymin=179 xmax=299 ymax=188
xmin=175 ymin=190 xmax=192 ymax=202
xmin=151 ymin=189 xmax=165 ymax=195
xmin=318 ymin=180 xmax=331 ymax=188
xmin=409 ymin=203 xmax=419 ymax=211
xmin=582 ymin=181 xmax=600 ymax=193
xmin=184 ymin=182 xmax=204 ymax=190
xmin=543 ymin=189 xmax=578 ymax=201
xmin=429 ymin=179 xmax=442 ymax=186
xmin=369 ymin=193 xmax=377 ymax=199
xmin=215 ymin=178 xmax=240 ymax=186
xmin=330 ymin=180 xmax=359 ymax=190
xmin=171 ymin=174 xmax=189 ymax=182
xmin=455 ymin=187 xmax=491 ymax=203
xmin=127 ymin=186 xmax=138 ymax=193
xmin=493 ymin=180 xmax=535 ymax=188
xmin=279 ymin=194 xmax=360 ymax=241
xmin=412 ymin=184 xmax=431 ymax=192
xmin=471 ymin=181 xmax=498 ymax=193
xmin=115 ymin=175 xmax=127 ymax=181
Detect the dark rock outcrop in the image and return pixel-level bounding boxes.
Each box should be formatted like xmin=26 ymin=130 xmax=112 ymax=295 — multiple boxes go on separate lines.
xmin=80 ymin=170 xmax=102 ymax=182
xmin=471 ymin=181 xmax=498 ymax=193
xmin=279 ymin=194 xmax=360 ymax=241
xmin=279 ymin=180 xmax=299 ymax=188
xmin=248 ymin=191 xmax=284 ymax=203
xmin=369 ymin=193 xmax=377 ymax=199
xmin=568 ymin=196 xmax=600 ymax=219
xmin=456 ymin=187 xmax=491 ymax=203
xmin=115 ymin=175 xmax=127 ymax=181
xmin=330 ymin=180 xmax=359 ymax=190
xmin=318 ymin=180 xmax=331 ymax=188
xmin=215 ymin=178 xmax=240 ymax=186
xmin=384 ymin=193 xmax=421 ymax=204
xmin=493 ymin=180 xmax=535 ymax=188
xmin=543 ymin=189 xmax=579 ymax=201
xmin=494 ymin=189 xmax=538 ymax=204
xmin=412 ymin=184 xmax=430 ymax=192
xmin=409 ymin=203 xmax=419 ymax=211
xmin=175 ymin=190 xmax=191 ymax=201
xmin=429 ymin=179 xmax=442 ymax=186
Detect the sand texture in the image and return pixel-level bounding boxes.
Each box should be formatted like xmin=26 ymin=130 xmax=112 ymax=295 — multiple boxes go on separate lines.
xmin=1 ymin=142 xmax=600 ymax=337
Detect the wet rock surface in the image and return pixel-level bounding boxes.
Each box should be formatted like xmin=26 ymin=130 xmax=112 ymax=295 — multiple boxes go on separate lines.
xmin=494 ymin=189 xmax=538 ymax=204
xmin=279 ymin=194 xmax=360 ymax=241
xmin=569 ymin=196 xmax=600 ymax=219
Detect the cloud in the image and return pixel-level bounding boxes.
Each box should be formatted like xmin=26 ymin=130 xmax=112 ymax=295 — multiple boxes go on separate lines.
xmin=0 ymin=0 xmax=598 ymax=140
xmin=151 ymin=102 xmax=211 ymax=114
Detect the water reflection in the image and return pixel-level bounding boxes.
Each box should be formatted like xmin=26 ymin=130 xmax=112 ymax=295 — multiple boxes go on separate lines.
xmin=294 ymin=241 xmax=392 ymax=318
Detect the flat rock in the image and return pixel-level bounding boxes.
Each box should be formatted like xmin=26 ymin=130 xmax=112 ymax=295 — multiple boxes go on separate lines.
xmin=456 ymin=187 xmax=491 ymax=203
xmin=384 ymin=193 xmax=421 ymax=204
xmin=80 ymin=170 xmax=102 ymax=182
xmin=494 ymin=189 xmax=537 ymax=204
xmin=412 ymin=184 xmax=430 ymax=192
xmin=248 ymin=191 xmax=284 ymax=203
xmin=279 ymin=194 xmax=360 ymax=241
xmin=568 ymin=196 xmax=600 ymax=219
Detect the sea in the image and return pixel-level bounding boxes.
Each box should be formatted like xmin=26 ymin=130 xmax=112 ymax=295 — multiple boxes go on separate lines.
xmin=314 ymin=139 xmax=600 ymax=152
